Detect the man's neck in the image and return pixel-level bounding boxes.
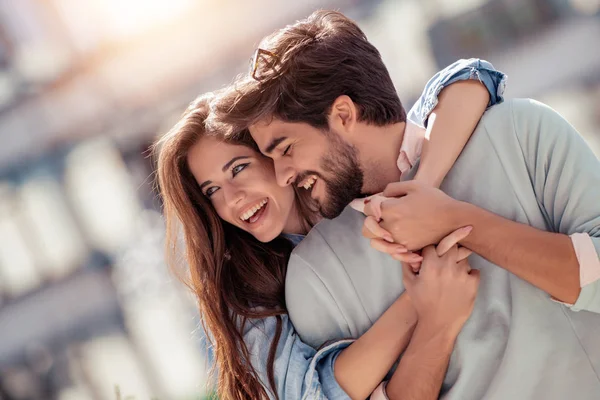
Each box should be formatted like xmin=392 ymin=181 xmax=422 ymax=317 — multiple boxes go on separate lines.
xmin=354 ymin=121 xmax=407 ymax=194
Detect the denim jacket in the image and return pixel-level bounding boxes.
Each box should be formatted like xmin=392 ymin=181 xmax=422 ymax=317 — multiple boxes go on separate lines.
xmin=211 ymin=59 xmax=506 ymax=399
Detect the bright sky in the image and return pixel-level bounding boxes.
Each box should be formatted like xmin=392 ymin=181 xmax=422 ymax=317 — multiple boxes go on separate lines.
xmin=53 ymin=0 xmax=196 ymax=51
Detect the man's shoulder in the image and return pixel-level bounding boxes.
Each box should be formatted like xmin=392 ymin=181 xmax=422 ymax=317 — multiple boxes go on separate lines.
xmin=478 ymin=98 xmax=569 ymax=151
xmin=286 ymin=207 xmax=404 ymax=344
xmin=288 ymin=204 xmax=403 ymax=283
xmin=480 ymin=98 xmax=556 ymax=126
xmin=290 ymin=206 xmax=368 ymax=270
xmin=285 ymin=207 xmax=369 ymax=346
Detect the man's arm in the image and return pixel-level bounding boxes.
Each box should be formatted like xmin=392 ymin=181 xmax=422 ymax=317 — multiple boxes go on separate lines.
xmin=454 ymin=203 xmax=580 ymax=303
xmin=386 ymin=246 xmax=479 ymax=400
xmin=457 ymin=99 xmax=600 ymax=307
xmin=378 ymin=181 xmax=581 ymax=304
xmin=385 ymin=322 xmax=456 ymax=399
xmin=378 ymin=100 xmax=600 ymax=308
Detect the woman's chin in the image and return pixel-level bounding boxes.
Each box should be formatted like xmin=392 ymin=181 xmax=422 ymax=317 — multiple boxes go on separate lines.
xmin=251 ymin=222 xmax=284 ymax=243
xmin=255 ymin=230 xmax=279 ymax=243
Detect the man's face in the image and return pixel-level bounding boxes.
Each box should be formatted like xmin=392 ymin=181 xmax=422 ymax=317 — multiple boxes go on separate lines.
xmin=249 ymin=118 xmax=364 ymax=219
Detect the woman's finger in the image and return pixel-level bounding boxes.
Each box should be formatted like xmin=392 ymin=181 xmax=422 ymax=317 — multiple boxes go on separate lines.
xmin=391 ymin=252 xmax=424 ymax=264
xmin=363 ymin=196 xmax=386 ymax=222
xmin=436 ymin=226 xmax=473 ymax=256
xmin=362 ymin=223 xmax=377 ymax=239
xmin=363 ymin=215 xmax=394 ymax=242
xmin=370 ymin=238 xmax=406 ymax=255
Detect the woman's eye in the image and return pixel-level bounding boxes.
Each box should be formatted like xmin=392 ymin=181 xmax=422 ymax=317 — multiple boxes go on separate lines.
xmin=232 ymin=163 xmax=249 ymax=176
xmin=282 ymin=145 xmax=291 ymax=156
xmin=206 ymin=187 xmax=219 ymax=197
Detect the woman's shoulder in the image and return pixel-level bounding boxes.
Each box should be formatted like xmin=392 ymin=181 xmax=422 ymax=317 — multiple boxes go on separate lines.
xmin=241 ymin=313 xmax=294 ymax=339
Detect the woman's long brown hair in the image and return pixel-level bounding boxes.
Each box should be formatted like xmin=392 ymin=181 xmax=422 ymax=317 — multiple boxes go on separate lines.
xmin=154 ymin=92 xmax=315 ymax=399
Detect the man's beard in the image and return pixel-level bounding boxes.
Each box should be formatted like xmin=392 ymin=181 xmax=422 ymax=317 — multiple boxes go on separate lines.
xmin=317 ymin=136 xmax=364 ymax=219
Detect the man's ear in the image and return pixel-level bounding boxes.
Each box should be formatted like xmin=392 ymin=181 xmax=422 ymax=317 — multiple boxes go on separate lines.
xmin=327 ymin=95 xmax=357 ymax=138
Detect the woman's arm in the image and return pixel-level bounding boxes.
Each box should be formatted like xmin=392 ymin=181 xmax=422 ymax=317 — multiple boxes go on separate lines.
xmin=241 ymin=303 xmax=413 ymax=399
xmin=361 ymin=80 xmax=490 ymax=257
xmin=241 ymin=294 xmax=417 ymax=399
xmin=334 ymin=293 xmax=417 ymax=399
xmin=414 ymin=80 xmax=489 ymax=187
xmin=408 ymin=58 xmax=506 ymax=187
xmin=360 ymin=59 xmax=505 ymax=259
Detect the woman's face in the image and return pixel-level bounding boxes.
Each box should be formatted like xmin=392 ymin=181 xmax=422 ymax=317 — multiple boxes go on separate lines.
xmin=187 ymin=136 xmax=297 ymax=243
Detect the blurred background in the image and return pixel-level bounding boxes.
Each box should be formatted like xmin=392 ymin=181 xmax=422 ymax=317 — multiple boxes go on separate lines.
xmin=0 ymin=0 xmax=598 ymax=399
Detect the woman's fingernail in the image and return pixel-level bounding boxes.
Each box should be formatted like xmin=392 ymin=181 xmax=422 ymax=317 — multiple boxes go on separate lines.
xmin=463 ymin=226 xmax=473 ymax=233
xmin=395 ymin=247 xmax=407 ymax=254
xmin=384 ymin=234 xmax=394 ymax=243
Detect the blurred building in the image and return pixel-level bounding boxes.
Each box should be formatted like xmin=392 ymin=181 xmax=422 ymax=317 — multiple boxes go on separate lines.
xmin=427 ymin=0 xmax=600 ymax=151
xmin=0 ymin=0 xmax=598 ymax=399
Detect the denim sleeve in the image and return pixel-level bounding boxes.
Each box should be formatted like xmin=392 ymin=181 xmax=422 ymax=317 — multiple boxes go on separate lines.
xmin=243 ymin=314 xmax=353 ymax=399
xmin=407 ymin=58 xmax=507 ymax=128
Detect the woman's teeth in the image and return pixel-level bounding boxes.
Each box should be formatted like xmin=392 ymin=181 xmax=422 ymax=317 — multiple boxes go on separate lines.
xmin=240 ymin=199 xmax=268 ymax=221
xmin=301 ymin=175 xmax=317 ymax=190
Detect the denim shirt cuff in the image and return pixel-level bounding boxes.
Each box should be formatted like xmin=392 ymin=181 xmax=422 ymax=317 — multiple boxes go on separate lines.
xmin=306 ymin=339 xmax=354 ymax=399
xmin=407 ymin=58 xmax=507 ymax=128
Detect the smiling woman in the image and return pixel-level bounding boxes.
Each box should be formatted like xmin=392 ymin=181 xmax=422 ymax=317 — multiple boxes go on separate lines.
xmin=186 ymin=135 xmax=306 ymax=242
xmin=154 ymin=92 xmax=321 ymax=400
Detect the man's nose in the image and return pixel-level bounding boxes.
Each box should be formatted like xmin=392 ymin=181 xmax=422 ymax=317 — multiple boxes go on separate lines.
xmin=274 ymin=159 xmax=296 ymax=187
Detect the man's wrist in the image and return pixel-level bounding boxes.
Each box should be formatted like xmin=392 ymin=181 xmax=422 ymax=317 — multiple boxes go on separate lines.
xmin=386 ymin=316 xmax=457 ymax=399
xmin=416 ymin=317 xmax=462 ymax=346
xmin=394 ymin=293 xmax=418 ymax=327
xmin=450 ymin=200 xmax=493 ymax=249
xmin=445 ymin=198 xmax=472 ymax=233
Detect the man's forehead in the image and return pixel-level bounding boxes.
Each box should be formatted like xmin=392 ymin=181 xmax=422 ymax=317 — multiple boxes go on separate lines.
xmin=249 ymin=121 xmax=274 ymax=147
xmin=253 ymin=117 xmax=286 ymax=131
xmin=250 ymin=118 xmax=287 ymax=144
xmin=261 ymin=118 xmax=307 ymax=134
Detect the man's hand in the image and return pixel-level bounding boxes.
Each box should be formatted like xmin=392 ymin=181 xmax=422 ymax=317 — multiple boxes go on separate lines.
xmin=403 ymin=245 xmax=480 ymax=335
xmin=365 ymin=222 xmax=473 ymax=271
xmin=378 ymin=181 xmax=463 ymax=251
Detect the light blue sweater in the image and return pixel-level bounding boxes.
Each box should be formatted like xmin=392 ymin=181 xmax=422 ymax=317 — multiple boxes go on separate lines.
xmin=287 ymin=99 xmax=600 ymax=400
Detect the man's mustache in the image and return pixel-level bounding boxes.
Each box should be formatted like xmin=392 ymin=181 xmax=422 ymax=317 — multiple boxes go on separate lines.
xmin=294 ymin=171 xmax=326 ymax=186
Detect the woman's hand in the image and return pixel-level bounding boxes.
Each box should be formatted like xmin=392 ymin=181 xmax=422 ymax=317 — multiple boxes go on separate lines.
xmin=363 ymin=212 xmax=473 ymax=272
